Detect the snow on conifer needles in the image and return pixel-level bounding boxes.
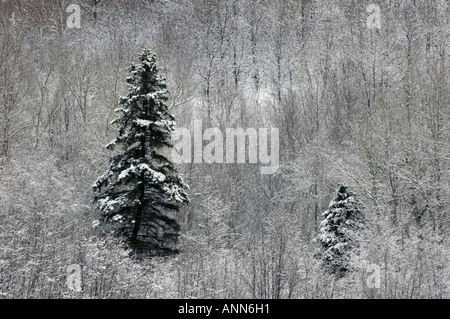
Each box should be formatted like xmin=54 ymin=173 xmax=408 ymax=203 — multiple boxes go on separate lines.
xmin=316 ymin=185 xmax=365 ymax=277
xmin=93 ymin=49 xmax=189 ymax=256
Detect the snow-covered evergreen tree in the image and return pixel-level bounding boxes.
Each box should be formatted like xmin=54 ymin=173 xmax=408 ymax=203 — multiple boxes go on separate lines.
xmin=316 ymin=185 xmax=364 ymax=277
xmin=93 ymin=49 xmax=189 ymax=255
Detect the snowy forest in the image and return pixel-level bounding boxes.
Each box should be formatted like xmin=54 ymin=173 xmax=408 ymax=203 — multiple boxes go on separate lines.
xmin=0 ymin=0 xmax=448 ymax=299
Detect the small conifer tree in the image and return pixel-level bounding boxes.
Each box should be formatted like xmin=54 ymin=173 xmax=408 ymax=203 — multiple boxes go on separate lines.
xmin=316 ymin=185 xmax=364 ymax=276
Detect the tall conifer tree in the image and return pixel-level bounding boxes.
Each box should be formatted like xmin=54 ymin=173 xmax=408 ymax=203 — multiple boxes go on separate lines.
xmin=93 ymin=49 xmax=189 ymax=255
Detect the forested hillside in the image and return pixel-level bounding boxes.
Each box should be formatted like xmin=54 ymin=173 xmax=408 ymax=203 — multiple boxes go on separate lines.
xmin=0 ymin=0 xmax=448 ymax=298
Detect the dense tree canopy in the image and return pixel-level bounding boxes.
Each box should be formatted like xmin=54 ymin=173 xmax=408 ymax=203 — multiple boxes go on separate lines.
xmin=0 ymin=0 xmax=448 ymax=298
